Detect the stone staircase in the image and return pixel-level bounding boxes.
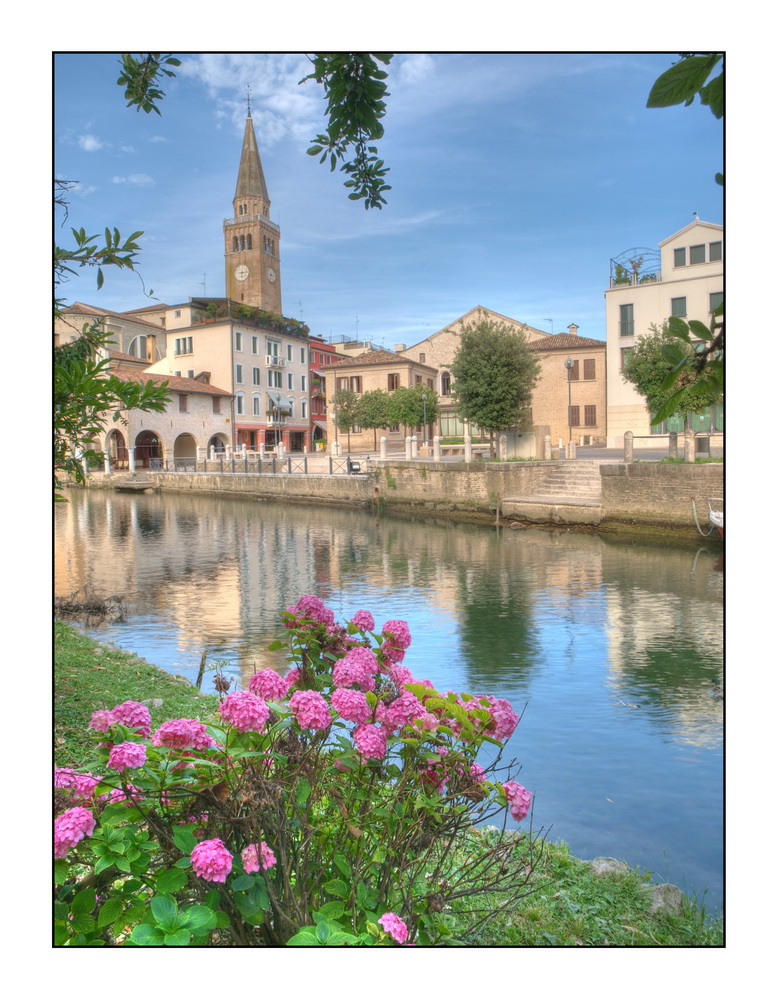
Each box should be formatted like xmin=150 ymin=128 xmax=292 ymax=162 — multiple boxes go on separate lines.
xmin=502 ymin=461 xmax=603 ymax=525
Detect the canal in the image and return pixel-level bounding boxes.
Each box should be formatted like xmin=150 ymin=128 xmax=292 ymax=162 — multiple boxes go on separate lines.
xmin=55 ymin=488 xmax=723 ymax=912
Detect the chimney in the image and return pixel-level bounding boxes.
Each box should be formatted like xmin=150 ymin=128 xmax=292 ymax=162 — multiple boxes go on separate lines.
xmin=567 ymin=324 xmax=579 ymax=337
xmin=394 ymin=344 xmax=405 ymax=353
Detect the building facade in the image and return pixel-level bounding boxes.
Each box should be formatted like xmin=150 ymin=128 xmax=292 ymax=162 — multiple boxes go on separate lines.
xmin=309 ymin=336 xmax=344 ymax=447
xmin=604 ymin=220 xmax=724 ymax=446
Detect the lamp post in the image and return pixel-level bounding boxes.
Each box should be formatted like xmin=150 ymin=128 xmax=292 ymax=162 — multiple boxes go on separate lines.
xmin=564 ymin=357 xmax=574 ymax=457
xmin=422 ymin=393 xmax=428 ymax=447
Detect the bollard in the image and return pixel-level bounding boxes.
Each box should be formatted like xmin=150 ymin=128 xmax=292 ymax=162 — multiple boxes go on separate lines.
xmin=104 ymin=454 xmax=111 ymax=475
xmin=433 ymin=435 xmax=441 ymax=462
xmin=128 ymin=448 xmax=136 ymax=473
xmin=499 ymin=434 xmax=507 ymax=460
xmin=567 ymin=440 xmax=576 ymax=460
xmin=380 ymin=436 xmax=387 ymax=460
xmin=405 ymin=436 xmax=412 ymax=461
xmin=668 ymin=432 xmax=678 ymax=460
xmin=464 ymin=435 xmax=472 ymax=463
xmin=684 ymin=428 xmax=696 ymax=463
xmin=543 ymin=435 xmax=551 ymax=461
xmin=411 ymin=435 xmax=418 ymax=459
xmin=259 ymin=443 xmax=266 ymax=459
xmin=624 ymin=431 xmax=634 ymax=463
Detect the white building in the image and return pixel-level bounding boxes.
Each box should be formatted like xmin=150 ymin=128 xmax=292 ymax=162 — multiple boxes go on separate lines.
xmin=604 ymin=219 xmax=723 ymax=447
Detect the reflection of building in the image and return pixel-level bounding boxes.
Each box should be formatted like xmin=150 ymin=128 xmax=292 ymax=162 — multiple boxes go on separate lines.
xmin=309 ymin=336 xmax=343 ymax=448
xmin=604 ymin=219 xmax=724 ymax=446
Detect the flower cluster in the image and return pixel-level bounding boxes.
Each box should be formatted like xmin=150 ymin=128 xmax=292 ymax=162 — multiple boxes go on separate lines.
xmin=248 ymin=668 xmax=290 ymax=702
xmin=353 ymin=723 xmax=387 ymax=761
xmin=107 ymin=741 xmax=147 ymax=771
xmin=331 ymin=687 xmax=371 ymax=724
xmin=89 ymin=700 xmax=151 ymax=737
xmin=286 ymin=594 xmax=336 ymax=626
xmin=191 ymin=838 xmax=233 ymax=883
xmin=503 ymin=780 xmax=532 ymax=822
xmin=241 ymin=842 xmax=277 ymax=873
xmin=350 ymin=609 xmax=375 ymax=632
xmin=219 ymin=691 xmax=270 ymax=733
xmin=379 ymin=912 xmax=408 ymax=944
xmin=55 ymin=768 xmax=102 ymax=805
xmin=289 ymin=689 xmax=331 ymax=731
xmin=152 ymin=718 xmax=213 ymax=750
xmin=54 ymin=806 xmax=96 ymax=858
xmin=332 ymin=647 xmax=378 ymax=692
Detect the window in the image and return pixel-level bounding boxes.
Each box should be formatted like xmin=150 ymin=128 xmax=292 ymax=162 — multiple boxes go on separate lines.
xmin=178 ymin=394 xmax=188 ymax=413
xmin=301 ymin=375 xmax=307 ymax=392
xmin=266 ymin=339 xmax=279 ymax=356
xmin=674 ymin=247 xmax=686 ymax=267
xmin=583 ymin=359 xmax=596 ymax=380
xmin=236 ymin=364 xmax=244 ymax=384
xmin=569 ymin=360 xmax=580 ymax=381
xmin=286 ymin=344 xmax=293 ymax=361
xmin=619 ymin=304 xmax=634 ymax=336
xmin=252 ymin=367 xmax=261 ymax=386
xmin=415 ymin=375 xmax=423 ymax=385
xmin=236 ymin=392 xmax=245 ymax=416
xmin=252 ymin=394 xmax=261 ymax=416
xmin=287 ymin=373 xmax=294 ymax=390
xmin=387 ymin=373 xmax=399 ymax=391
xmin=235 ymin=331 xmax=243 ymax=351
xmin=300 ymin=347 xmax=306 ymax=364
xmin=174 ymin=370 xmax=182 ymax=377
xmin=671 ymin=297 xmax=687 ymax=317
xmin=690 ymin=244 xmax=706 ymax=265
xmin=174 ymin=309 xmax=181 ymax=318
xmin=174 ymin=337 xmax=193 ymax=356
xmin=187 ymin=370 xmax=194 ymax=379
xmin=620 ymin=347 xmax=633 ymax=370
xmin=570 ymin=406 xmax=580 ymax=427
xmin=212 ymin=397 xmax=221 ymax=414
xmin=441 ymin=372 xmax=451 ymax=395
xmin=301 ymin=400 xmax=308 ymax=419
xmin=709 ymin=241 xmax=722 ymax=261
xmin=128 ymin=335 xmax=149 ymax=359
xmin=710 ymin=292 xmax=724 ymax=314
xmin=427 ymin=378 xmax=434 ymax=389
xmin=252 ymin=336 xmax=259 ymax=355
xmin=419 ymin=352 xmax=426 ymax=363
xmin=349 ymin=376 xmax=363 ymax=393
xmin=584 ymin=405 xmax=597 ymax=427
xmin=269 ymin=369 xmax=282 ymax=388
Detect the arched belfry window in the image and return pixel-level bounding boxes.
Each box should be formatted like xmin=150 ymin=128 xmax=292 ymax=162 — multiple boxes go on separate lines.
xmin=233 ymin=237 xmax=239 ymax=252
xmin=247 ymin=234 xmax=252 ymax=250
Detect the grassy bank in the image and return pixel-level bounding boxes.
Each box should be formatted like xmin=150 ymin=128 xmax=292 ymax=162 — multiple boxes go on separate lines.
xmin=53 ymin=622 xmax=722 ymax=946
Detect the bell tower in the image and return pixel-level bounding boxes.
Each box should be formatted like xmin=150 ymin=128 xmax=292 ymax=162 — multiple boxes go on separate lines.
xmin=224 ymin=93 xmax=282 ymax=313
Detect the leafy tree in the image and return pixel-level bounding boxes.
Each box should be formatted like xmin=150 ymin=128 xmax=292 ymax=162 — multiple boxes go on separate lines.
xmin=387 ymin=385 xmax=439 ymax=440
xmin=355 ymin=389 xmax=394 ymax=449
xmin=332 ymin=388 xmax=360 ymax=452
xmin=621 ymin=323 xmax=721 ymax=429
xmin=646 ymin=54 xmax=724 ymax=414
xmin=301 ymin=53 xmax=393 ymax=209
xmin=449 ymin=315 xmax=540 ymax=457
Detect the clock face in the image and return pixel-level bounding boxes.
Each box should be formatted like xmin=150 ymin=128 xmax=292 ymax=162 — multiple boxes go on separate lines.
xmin=235 ymin=265 xmax=249 ymax=282
xmin=267 ymin=268 xmax=276 ymax=283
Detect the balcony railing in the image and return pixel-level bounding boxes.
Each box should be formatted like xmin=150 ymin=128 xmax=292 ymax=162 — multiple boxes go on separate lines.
xmin=609 ymin=269 xmax=662 ymax=289
xmin=266 ymin=355 xmax=286 ymax=368
xmin=223 ymin=213 xmax=280 ymax=233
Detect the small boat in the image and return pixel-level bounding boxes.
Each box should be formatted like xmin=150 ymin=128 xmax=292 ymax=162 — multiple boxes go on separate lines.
xmin=708 ymin=498 xmax=724 ymax=539
xmin=115 ymin=479 xmax=157 ymax=493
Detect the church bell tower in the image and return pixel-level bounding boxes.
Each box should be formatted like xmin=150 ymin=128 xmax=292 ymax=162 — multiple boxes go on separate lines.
xmin=224 ymin=96 xmax=282 ymax=313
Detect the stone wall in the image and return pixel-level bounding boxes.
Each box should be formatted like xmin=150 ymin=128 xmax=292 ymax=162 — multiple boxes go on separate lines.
xmin=600 ymin=463 xmax=723 ymax=527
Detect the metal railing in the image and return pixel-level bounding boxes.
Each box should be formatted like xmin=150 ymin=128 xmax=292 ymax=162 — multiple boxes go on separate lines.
xmin=147 ymin=456 xmax=370 ymax=476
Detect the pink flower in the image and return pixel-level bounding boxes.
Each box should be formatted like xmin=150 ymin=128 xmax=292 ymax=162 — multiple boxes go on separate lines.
xmin=351 ymin=609 xmax=375 ymax=632
xmin=379 ymin=641 xmax=405 ymax=665
xmin=285 ymin=594 xmax=335 ymax=626
xmin=487 ymin=697 xmax=520 ymax=741
xmin=284 ymin=667 xmax=301 ymax=691
xmin=219 ymin=691 xmax=270 ymax=733
xmin=382 ymin=620 xmax=412 ymax=650
xmin=54 ymin=806 xmax=96 ymax=858
xmin=152 ymin=718 xmax=213 ymax=751
xmin=107 ymin=741 xmax=147 ymax=771
xmin=248 ymin=668 xmax=290 ymax=702
xmin=242 ymin=843 xmax=261 ymax=874
xmin=289 ymin=689 xmax=331 ymax=731
xmin=383 ymin=691 xmax=425 ymax=732
xmin=260 ymin=842 xmax=277 ymax=870
xmin=89 ymin=709 xmax=115 ymax=733
xmin=353 ymin=723 xmax=387 ymax=761
xmin=411 ymin=712 xmax=439 ymax=733
xmin=379 ymin=912 xmax=408 ymax=944
xmin=389 ymin=665 xmax=415 ymax=688
xmin=101 ymin=783 xmax=144 ymax=806
xmin=469 ymin=762 xmax=486 ymax=783
xmin=331 ymin=687 xmax=371 ymax=724
xmin=191 ymin=838 xmax=233 ymax=883
xmin=503 ymin=780 xmax=532 ymax=822
xmin=111 ymin=701 xmax=152 ymax=737
xmin=332 ymin=647 xmax=378 ymax=692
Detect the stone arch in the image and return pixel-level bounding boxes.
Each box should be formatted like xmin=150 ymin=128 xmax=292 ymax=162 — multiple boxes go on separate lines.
xmin=207 ymin=434 xmax=229 ymax=454
xmin=105 ymin=429 xmax=128 ymax=469
xmin=173 ymin=433 xmax=197 ymax=461
xmin=134 ymin=430 xmax=162 ymax=468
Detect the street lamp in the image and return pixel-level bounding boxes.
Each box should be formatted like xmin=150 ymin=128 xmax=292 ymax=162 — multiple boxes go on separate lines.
xmin=564 ymin=357 xmax=574 ymax=457
xmin=422 ymin=393 xmax=428 ymax=446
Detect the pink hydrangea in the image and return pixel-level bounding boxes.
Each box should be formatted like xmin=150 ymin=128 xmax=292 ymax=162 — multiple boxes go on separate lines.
xmin=353 ymin=723 xmax=387 ymax=761
xmin=289 ymin=689 xmax=331 ymax=731
xmin=469 ymin=762 xmax=486 ymax=784
xmin=350 ymin=609 xmax=375 ymax=632
xmin=285 ymin=594 xmax=335 ymax=626
xmin=54 ymin=806 xmax=96 ymax=858
xmin=503 ymin=780 xmax=532 ymax=822
xmin=101 ymin=783 xmax=144 ymax=806
xmin=487 ymin=697 xmax=520 ymax=741
xmin=389 ymin=665 xmax=415 ymax=688
xmin=89 ymin=709 xmax=115 ymax=733
xmin=332 ymin=647 xmax=378 ymax=692
xmin=383 ymin=691 xmax=425 ymax=732
xmin=107 ymin=741 xmax=147 ymax=771
xmin=152 ymin=718 xmax=213 ymax=751
xmin=260 ymin=842 xmax=277 ymax=870
xmin=219 ymin=691 xmax=270 ymax=733
xmin=242 ymin=843 xmax=261 ymax=874
xmin=284 ymin=667 xmax=301 ymax=691
xmin=331 ymin=687 xmax=371 ymax=724
xmin=191 ymin=838 xmax=233 ymax=883
xmin=248 ymin=668 xmax=290 ymax=701
xmin=379 ymin=641 xmax=405 ymax=666
xmin=111 ymin=701 xmax=152 ymax=737
xmin=379 ymin=912 xmax=408 ymax=944
xmin=382 ymin=620 xmax=412 ymax=650
xmin=57 ymin=768 xmax=101 ymax=799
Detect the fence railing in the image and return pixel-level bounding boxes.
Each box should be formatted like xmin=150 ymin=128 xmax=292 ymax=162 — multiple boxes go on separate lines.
xmin=147 ymin=456 xmax=368 ymax=475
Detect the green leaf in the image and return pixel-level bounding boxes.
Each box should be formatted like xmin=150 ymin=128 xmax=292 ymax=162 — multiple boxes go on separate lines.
xmin=71 ymin=887 xmax=97 ymax=915
xmin=172 ymin=827 xmax=197 ymax=853
xmin=70 ymin=913 xmax=96 ymax=934
xmin=130 ymin=923 xmax=166 ymax=946
xmin=323 ymin=878 xmax=349 ymax=898
xmin=155 ymin=868 xmax=188 ymax=893
xmin=318 ymin=900 xmax=346 ymax=920
xmin=54 ymin=860 xmax=69 ymax=885
xmin=646 ymin=55 xmax=720 ymax=109
xmin=150 ymin=895 xmax=179 ymax=930
xmin=164 ymin=928 xmax=192 ymax=946
xmin=296 ymin=778 xmax=312 ymax=805
xmin=179 ymin=905 xmax=217 ymax=933
xmin=231 ymin=873 xmax=256 ymax=891
xmin=97 ymin=896 xmax=125 ymax=928
xmin=287 ymin=929 xmax=321 ymax=946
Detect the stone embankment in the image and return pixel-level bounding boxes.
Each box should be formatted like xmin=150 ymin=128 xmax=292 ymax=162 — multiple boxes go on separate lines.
xmin=84 ymin=458 xmax=723 ymax=535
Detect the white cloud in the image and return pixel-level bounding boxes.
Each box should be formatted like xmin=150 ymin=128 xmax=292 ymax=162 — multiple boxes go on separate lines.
xmin=78 ymin=134 xmax=103 ymax=152
xmin=394 ymin=54 xmax=436 ymax=86
xmin=111 ymin=174 xmax=155 ymax=186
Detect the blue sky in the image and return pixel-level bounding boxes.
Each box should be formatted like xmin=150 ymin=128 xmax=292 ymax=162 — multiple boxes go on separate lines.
xmin=54 ymin=52 xmax=722 ymax=348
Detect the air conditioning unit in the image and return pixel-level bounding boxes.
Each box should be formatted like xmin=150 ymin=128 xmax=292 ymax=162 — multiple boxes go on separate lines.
xmin=266 ymin=355 xmax=286 ymax=368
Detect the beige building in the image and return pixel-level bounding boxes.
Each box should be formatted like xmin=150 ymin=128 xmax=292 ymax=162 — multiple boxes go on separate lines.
xmin=604 ymin=219 xmax=724 ymax=446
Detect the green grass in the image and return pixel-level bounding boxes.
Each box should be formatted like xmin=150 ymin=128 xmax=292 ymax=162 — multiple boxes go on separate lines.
xmin=54 ymin=621 xmax=219 ymax=766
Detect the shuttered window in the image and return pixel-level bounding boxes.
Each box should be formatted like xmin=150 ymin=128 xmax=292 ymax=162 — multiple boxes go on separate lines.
xmin=583 ymin=359 xmax=596 ymax=380
xmin=570 ymin=406 xmax=580 ymax=426
xmin=584 ymin=405 xmax=597 ymax=427
xmin=569 ymin=360 xmax=580 ymax=381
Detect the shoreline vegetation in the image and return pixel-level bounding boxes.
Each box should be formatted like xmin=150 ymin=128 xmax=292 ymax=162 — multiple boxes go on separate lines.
xmin=54 ymin=621 xmax=723 ymax=946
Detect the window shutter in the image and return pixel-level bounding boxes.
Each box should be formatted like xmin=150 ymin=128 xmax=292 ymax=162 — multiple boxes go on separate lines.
xmin=570 ymin=406 xmax=580 ymax=426
xmin=584 ymin=359 xmax=595 ymax=380
xmin=570 ymin=360 xmax=580 ymax=380
xmin=584 ymin=405 xmax=596 ymax=427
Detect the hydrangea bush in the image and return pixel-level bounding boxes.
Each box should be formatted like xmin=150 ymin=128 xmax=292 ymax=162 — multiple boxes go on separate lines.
xmin=53 ymin=597 xmax=538 ymax=947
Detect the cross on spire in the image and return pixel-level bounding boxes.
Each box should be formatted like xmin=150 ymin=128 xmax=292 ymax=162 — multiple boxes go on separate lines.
xmin=246 ymin=85 xmax=252 ymax=118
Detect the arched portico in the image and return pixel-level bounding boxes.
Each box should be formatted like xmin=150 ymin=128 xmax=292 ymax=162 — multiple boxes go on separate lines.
xmin=134 ymin=430 xmax=162 ymax=468
xmin=173 ymin=433 xmax=197 ymax=461
xmin=105 ymin=429 xmax=128 ymax=469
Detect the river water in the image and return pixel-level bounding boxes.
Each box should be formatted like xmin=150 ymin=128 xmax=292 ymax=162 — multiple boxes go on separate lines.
xmin=55 ymin=489 xmax=724 ymax=912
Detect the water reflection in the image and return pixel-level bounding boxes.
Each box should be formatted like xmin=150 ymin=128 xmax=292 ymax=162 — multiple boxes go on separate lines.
xmin=55 ymin=489 xmax=723 ymax=909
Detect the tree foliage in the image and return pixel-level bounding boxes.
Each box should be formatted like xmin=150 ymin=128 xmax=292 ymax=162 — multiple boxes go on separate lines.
xmin=301 ymin=53 xmax=393 ymax=209
xmin=116 ymin=53 xmax=181 ymax=115
xmin=449 ymin=316 xmax=540 ymax=452
xmin=332 ymin=388 xmax=359 ymax=451
xmin=355 ymin=389 xmax=394 ymax=448
xmin=387 ymin=385 xmax=439 ymax=437
xmin=621 ymin=323 xmax=721 ymax=427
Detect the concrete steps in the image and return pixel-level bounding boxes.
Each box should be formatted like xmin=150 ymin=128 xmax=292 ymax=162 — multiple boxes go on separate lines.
xmin=502 ymin=461 xmax=603 ymax=525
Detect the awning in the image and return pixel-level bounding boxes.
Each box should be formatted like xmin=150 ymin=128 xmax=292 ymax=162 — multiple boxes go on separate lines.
xmin=267 ymin=393 xmax=292 ymax=414
xmin=312 ymin=420 xmax=327 ymax=432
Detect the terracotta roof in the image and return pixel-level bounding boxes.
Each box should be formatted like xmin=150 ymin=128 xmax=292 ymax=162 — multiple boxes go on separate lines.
xmin=529 ymin=333 xmax=605 ymax=351
xmin=62 ymin=302 xmax=164 ymax=330
xmin=321 ymin=349 xmax=409 ymax=369
xmin=107 ymin=369 xmax=233 ymax=397
xmin=107 ymin=349 xmax=150 ymax=365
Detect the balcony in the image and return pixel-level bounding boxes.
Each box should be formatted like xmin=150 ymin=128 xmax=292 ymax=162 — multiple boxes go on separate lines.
xmin=266 ymin=355 xmax=286 ymax=368
xmin=609 ymin=247 xmax=662 ymax=289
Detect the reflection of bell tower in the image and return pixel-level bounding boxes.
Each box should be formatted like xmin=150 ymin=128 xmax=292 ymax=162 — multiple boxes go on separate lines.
xmin=224 ymin=93 xmax=282 ymax=313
